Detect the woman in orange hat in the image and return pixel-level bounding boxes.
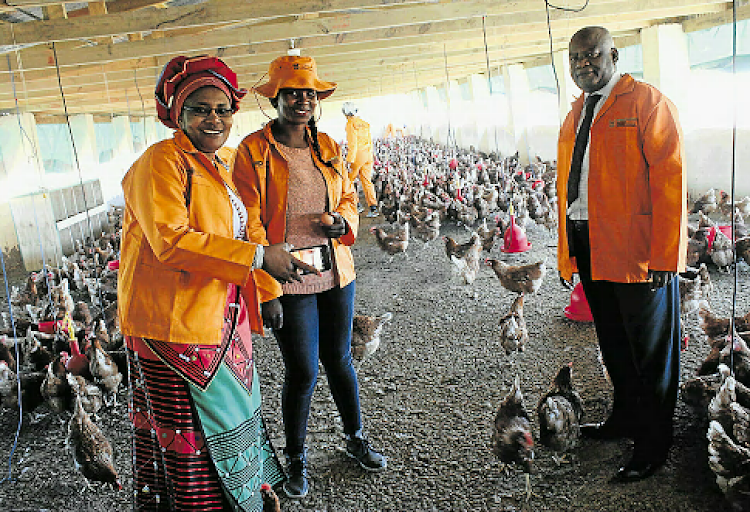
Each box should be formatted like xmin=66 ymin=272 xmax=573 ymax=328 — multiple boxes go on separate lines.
xmin=120 ymin=55 xmax=316 ymax=511
xmin=234 ymin=55 xmax=387 ymax=499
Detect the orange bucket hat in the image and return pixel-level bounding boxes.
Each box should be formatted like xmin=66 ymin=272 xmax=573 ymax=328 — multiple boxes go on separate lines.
xmin=254 ymin=55 xmax=336 ymax=100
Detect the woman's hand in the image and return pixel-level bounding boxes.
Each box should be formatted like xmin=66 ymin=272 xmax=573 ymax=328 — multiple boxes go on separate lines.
xmin=263 ymin=243 xmax=320 ymax=283
xmin=262 ymin=298 xmax=283 ymax=330
xmin=320 ymin=212 xmax=347 ymax=239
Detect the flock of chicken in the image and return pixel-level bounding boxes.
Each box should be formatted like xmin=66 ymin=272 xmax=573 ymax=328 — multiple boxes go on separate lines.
xmin=0 ymin=208 xmax=125 ymax=490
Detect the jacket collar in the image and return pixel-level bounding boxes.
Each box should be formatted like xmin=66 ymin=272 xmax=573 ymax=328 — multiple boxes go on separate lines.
xmin=571 ymin=73 xmax=634 ymax=123
xmin=262 ymin=119 xmax=342 ymax=176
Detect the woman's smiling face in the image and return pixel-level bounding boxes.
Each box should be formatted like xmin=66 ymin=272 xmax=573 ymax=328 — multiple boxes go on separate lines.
xmin=179 ymin=86 xmax=233 ymax=155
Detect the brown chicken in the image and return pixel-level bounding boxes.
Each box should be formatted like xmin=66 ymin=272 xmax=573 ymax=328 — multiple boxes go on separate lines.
xmin=0 ymin=362 xmax=46 ymax=414
xmin=261 ymin=483 xmax=281 ymax=512
xmin=736 ymin=236 xmax=750 ymax=265
xmin=87 ymin=336 xmax=122 ymax=406
xmin=498 ymin=295 xmax=528 ymax=355
xmin=720 ymin=336 xmax=750 ymax=386
xmin=486 ymin=258 xmax=546 ymax=295
xmin=686 ymin=228 xmax=710 ymax=267
xmin=370 ymin=221 xmax=409 ymax=261
xmin=412 ymin=210 xmax=441 ymax=243
xmin=491 ymin=376 xmax=534 ymax=500
xmin=443 ymin=233 xmax=480 ymax=260
xmin=66 ymin=372 xmax=104 ymax=417
xmin=707 ymin=420 xmax=750 ymax=507
xmin=41 ymin=353 xmax=72 ymax=413
xmin=351 ymin=312 xmax=392 ymax=371
xmin=66 ymin=390 xmax=121 ymax=490
xmin=681 ymin=364 xmax=731 ymax=409
xmin=537 ymin=363 xmax=583 ymax=463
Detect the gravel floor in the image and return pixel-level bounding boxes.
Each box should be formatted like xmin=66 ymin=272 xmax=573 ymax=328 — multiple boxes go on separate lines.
xmin=0 ymin=212 xmax=745 ymax=511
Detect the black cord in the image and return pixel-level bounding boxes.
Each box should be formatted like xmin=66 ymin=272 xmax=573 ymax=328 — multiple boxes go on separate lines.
xmin=729 ymin=0 xmax=738 ymax=373
xmin=544 ymin=0 xmax=590 ymax=127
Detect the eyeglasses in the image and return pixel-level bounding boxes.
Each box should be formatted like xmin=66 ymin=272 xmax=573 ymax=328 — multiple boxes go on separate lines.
xmin=280 ymin=89 xmax=317 ymax=101
xmin=183 ymin=105 xmax=234 ymax=118
xmin=569 ymin=50 xmax=603 ymax=64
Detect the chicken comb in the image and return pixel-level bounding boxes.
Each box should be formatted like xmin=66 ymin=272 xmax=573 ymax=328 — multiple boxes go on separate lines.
xmin=261 ymin=483 xmax=272 ymax=491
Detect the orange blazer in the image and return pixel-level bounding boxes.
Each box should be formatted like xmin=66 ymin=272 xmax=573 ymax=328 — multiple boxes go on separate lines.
xmin=233 ymin=121 xmax=359 ymax=303
xmin=556 ymin=74 xmax=688 ymax=283
xmin=119 ymin=131 xmax=263 ymax=343
xmin=345 ymin=116 xmax=373 ymax=166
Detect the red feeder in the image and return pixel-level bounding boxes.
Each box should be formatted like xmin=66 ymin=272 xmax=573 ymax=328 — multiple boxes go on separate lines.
xmin=564 ymin=282 xmax=594 ymax=322
xmin=38 ymin=320 xmax=58 ymax=334
xmin=717 ymin=225 xmax=735 ymax=240
xmin=107 ymin=259 xmax=120 ymax=271
xmin=501 ymin=215 xmax=531 ymax=253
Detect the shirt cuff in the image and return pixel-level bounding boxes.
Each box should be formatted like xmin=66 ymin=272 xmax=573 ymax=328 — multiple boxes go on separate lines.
xmin=252 ymin=244 xmax=264 ymax=270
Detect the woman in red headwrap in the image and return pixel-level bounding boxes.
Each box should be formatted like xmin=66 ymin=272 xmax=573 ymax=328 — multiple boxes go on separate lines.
xmin=233 ymin=55 xmax=387 ymax=500
xmin=119 ymin=55 xmax=317 ymax=511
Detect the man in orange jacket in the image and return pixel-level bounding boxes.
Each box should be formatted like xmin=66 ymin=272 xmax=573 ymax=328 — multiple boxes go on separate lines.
xmin=343 ymin=102 xmax=379 ymax=217
xmin=556 ymin=26 xmax=687 ymax=483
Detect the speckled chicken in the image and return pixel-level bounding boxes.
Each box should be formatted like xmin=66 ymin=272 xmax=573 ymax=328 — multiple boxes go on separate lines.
xmin=721 ymin=336 xmax=750 ymax=386
xmin=449 ymin=233 xmax=482 ymax=285
xmin=486 ymin=258 xmax=546 ymax=295
xmin=707 ymin=420 xmax=750 ymax=509
xmin=66 ymin=372 xmax=103 ymax=417
xmin=370 ymin=221 xmax=409 ymax=261
xmin=681 ymin=364 xmax=731 ymax=409
xmin=537 ymin=363 xmax=583 ymax=463
xmin=710 ymin=229 xmax=734 ymax=273
xmin=66 ymin=388 xmax=121 ymax=490
xmin=491 ymin=376 xmax=534 ymax=500
xmin=498 ymin=295 xmax=528 ymax=355
xmin=412 ymin=210 xmax=441 ymax=243
xmin=351 ymin=312 xmax=392 ymax=371
xmin=87 ymin=336 xmax=122 ymax=406
xmin=0 ymin=362 xmax=46 ymax=414
xmin=691 ymin=188 xmax=718 ymax=214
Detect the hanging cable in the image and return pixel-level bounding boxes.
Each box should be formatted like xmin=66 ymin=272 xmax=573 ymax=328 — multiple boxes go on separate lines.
xmin=134 ymin=68 xmax=148 ymax=148
xmin=728 ymin=0 xmax=739 ymax=373
xmin=545 ymin=0 xmax=590 ymax=126
xmin=442 ymin=43 xmax=456 ymax=150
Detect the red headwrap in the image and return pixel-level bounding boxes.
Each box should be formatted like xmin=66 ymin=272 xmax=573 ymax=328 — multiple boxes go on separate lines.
xmin=155 ymin=55 xmax=248 ymax=129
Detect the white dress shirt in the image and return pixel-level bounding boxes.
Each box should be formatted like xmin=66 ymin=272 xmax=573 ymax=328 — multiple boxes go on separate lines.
xmin=567 ymin=72 xmax=622 ymax=221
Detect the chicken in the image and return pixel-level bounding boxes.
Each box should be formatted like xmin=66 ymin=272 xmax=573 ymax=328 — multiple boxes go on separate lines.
xmin=25 ymin=328 xmax=54 ymax=372
xmin=412 ymin=210 xmax=441 ymax=243
xmin=537 ymin=363 xmax=583 ymax=464
xmin=710 ymin=375 xmax=740 ymax=433
xmin=486 ymin=259 xmax=546 ymax=295
xmin=41 ymin=353 xmax=72 ymax=413
xmin=370 ymin=221 xmax=409 ymax=261
xmin=686 ymin=228 xmax=710 ymax=267
xmin=721 ymin=336 xmax=750 ymax=386
xmin=681 ymin=364 xmax=731 ymax=409
xmin=449 ymin=233 xmax=482 ymax=285
xmin=490 ymin=376 xmax=534 ymax=500
xmin=710 ymin=229 xmax=734 ymax=272
xmin=0 ymin=339 xmax=17 ymax=371
xmin=0 ymin=363 xmax=46 ymax=414
xmin=731 ymin=401 xmax=750 ymax=448
xmin=72 ymin=301 xmax=94 ymax=332
xmin=707 ymin=420 xmax=750 ymax=503
xmin=691 ymin=188 xmax=718 ymax=214
xmin=261 ymin=483 xmax=281 ymax=512
xmin=737 ymin=236 xmax=750 ymax=265
xmin=87 ymin=335 xmax=122 ymax=406
xmin=679 ymin=264 xmax=712 ymax=318
xmin=498 ymin=295 xmax=528 ymax=355
xmin=351 ymin=312 xmax=392 ymax=370
xmin=66 ymin=389 xmax=121 ymax=490
xmin=66 ymin=372 xmax=104 ymax=417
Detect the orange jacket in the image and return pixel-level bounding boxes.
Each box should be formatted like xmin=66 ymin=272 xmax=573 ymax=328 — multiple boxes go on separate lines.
xmin=118 ymin=131 xmax=263 ymax=344
xmin=233 ymin=121 xmax=359 ymax=303
xmin=345 ymin=116 xmax=373 ymax=167
xmin=556 ymin=74 xmax=688 ymax=282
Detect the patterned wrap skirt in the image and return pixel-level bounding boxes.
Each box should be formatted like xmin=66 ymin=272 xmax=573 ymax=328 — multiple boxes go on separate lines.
xmin=126 ymin=285 xmax=284 ymax=511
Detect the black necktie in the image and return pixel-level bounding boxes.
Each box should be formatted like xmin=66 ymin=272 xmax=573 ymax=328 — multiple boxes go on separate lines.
xmin=567 ymin=93 xmax=601 ymax=206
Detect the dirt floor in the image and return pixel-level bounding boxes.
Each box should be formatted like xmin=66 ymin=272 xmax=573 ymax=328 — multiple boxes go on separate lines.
xmin=0 ymin=211 xmax=744 ymax=511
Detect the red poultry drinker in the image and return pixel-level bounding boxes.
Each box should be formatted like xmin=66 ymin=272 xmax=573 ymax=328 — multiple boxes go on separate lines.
xmin=501 ymin=207 xmax=531 ymax=253
xmin=564 ymin=282 xmax=594 ymax=323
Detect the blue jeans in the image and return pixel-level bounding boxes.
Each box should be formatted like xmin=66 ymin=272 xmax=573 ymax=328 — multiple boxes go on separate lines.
xmin=274 ymin=281 xmax=361 ymax=454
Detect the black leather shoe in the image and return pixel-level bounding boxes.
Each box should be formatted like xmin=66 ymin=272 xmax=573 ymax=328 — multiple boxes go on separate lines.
xmin=612 ymin=457 xmax=666 ymax=483
xmin=580 ymin=421 xmax=629 ymax=440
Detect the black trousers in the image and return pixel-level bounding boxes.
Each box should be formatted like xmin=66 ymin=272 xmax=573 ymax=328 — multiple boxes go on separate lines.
xmin=569 ymin=220 xmax=680 ymax=455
